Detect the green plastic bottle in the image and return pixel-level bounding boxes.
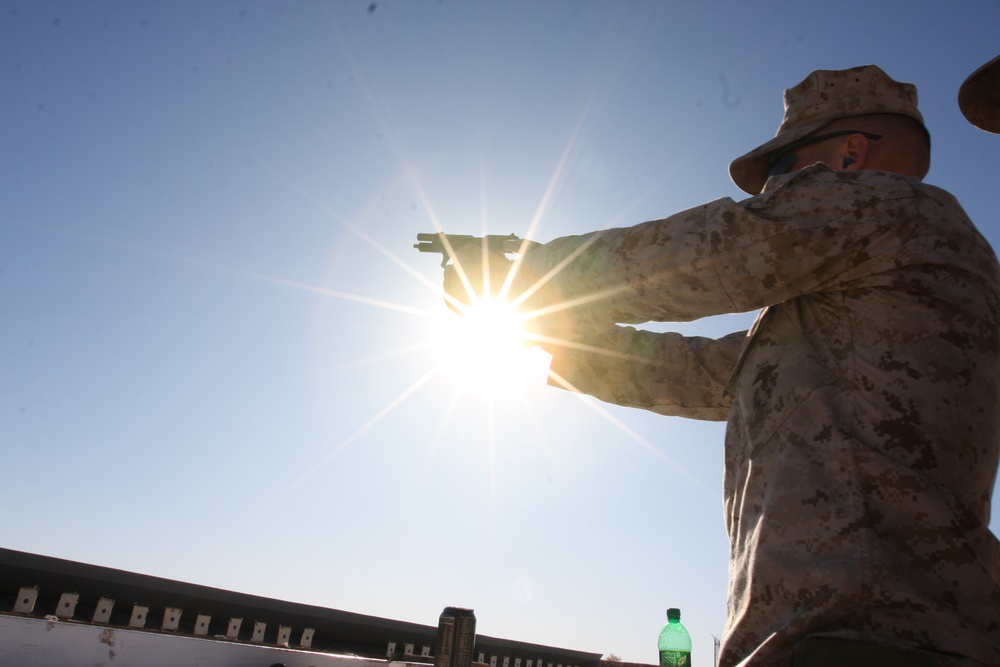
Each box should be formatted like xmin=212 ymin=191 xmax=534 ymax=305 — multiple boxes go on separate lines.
xmin=657 ymin=607 xmax=691 ymax=667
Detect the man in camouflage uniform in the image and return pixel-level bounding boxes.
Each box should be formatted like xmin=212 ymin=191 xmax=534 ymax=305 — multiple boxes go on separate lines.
xmin=445 ymin=65 xmax=1000 ymax=666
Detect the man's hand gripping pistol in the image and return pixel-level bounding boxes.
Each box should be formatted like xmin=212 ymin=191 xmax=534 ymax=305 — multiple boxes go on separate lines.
xmin=413 ymin=232 xmax=535 ymax=267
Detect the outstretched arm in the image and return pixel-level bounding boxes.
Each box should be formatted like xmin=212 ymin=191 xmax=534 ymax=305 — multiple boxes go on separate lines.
xmin=544 ymin=327 xmax=747 ymax=421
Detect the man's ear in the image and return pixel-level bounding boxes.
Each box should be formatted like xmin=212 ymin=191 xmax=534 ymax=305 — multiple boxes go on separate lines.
xmin=840 ymin=133 xmax=870 ymax=171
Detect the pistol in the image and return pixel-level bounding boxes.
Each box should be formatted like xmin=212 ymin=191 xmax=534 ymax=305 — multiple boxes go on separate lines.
xmin=414 ymin=232 xmax=524 ymax=268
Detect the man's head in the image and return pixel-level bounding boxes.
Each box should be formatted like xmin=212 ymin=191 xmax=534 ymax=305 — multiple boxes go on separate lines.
xmin=730 ymin=65 xmax=930 ymax=195
xmin=768 ymin=114 xmax=930 ymax=180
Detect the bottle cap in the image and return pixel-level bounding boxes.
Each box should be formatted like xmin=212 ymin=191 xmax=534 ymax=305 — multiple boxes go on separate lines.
xmin=667 ymin=608 xmax=681 ymax=621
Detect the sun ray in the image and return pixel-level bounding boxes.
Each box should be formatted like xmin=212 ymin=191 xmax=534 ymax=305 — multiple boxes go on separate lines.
xmin=279 ymin=174 xmax=518 ymax=324
xmin=486 ymin=396 xmax=499 ymax=509
xmin=522 ymin=332 xmax=643 ymax=361
xmin=322 ymin=12 xmax=442 ymax=227
xmin=430 ymin=387 xmax=464 ymax=452
xmin=334 ymin=338 xmax=435 ymax=370
xmin=500 ymin=110 xmax=593 ymax=301
xmin=515 ymin=388 xmax=556 ymax=458
xmin=243 ymin=270 xmax=428 ymax=316
xmin=276 ymin=183 xmax=448 ymax=295
xmin=263 ymin=365 xmax=442 ymax=509
xmin=546 ymin=367 xmax=706 ymax=488
xmin=15 ymin=218 xmax=429 ymax=319
xmin=281 ymin=9 xmax=722 ymax=509
xmin=521 ymin=86 xmax=595 ymax=245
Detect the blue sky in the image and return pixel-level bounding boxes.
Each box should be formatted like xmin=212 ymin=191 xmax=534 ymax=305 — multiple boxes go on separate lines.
xmin=2 ymin=1 xmax=999 ymax=664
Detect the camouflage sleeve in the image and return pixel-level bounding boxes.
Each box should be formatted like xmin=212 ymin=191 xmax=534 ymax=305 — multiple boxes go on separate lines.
xmin=545 ymin=328 xmax=747 ymax=421
xmin=516 ymin=166 xmax=921 ymax=338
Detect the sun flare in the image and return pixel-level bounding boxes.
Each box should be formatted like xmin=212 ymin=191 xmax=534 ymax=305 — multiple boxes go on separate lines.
xmin=429 ymin=297 xmax=550 ymax=395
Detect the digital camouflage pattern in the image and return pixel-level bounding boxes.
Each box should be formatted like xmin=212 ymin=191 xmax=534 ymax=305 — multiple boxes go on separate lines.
xmin=515 ymin=165 xmax=1000 ymax=666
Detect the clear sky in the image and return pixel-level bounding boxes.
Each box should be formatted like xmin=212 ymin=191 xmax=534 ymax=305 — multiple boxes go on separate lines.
xmin=2 ymin=1 xmax=999 ymax=664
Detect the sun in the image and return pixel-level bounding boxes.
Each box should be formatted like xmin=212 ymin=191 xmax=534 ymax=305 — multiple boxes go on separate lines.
xmin=428 ymin=296 xmax=550 ymax=395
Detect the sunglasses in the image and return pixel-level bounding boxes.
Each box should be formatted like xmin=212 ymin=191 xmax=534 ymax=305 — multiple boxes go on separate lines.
xmin=767 ymin=130 xmax=882 ymax=178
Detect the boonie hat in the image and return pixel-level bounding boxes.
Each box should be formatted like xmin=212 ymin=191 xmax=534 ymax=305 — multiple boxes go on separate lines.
xmin=729 ymin=65 xmax=926 ymax=195
xmin=959 ymin=54 xmax=1000 ymax=133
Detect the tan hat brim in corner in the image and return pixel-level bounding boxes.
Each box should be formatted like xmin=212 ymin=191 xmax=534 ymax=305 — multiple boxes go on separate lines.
xmin=959 ymin=55 xmax=1000 ymax=134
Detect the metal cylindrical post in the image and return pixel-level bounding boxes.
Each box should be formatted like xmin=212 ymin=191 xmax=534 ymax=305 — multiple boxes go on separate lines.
xmin=435 ymin=607 xmax=476 ymax=667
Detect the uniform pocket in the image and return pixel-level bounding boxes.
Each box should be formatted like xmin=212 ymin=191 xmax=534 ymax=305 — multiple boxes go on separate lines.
xmin=728 ymin=303 xmax=838 ymax=457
